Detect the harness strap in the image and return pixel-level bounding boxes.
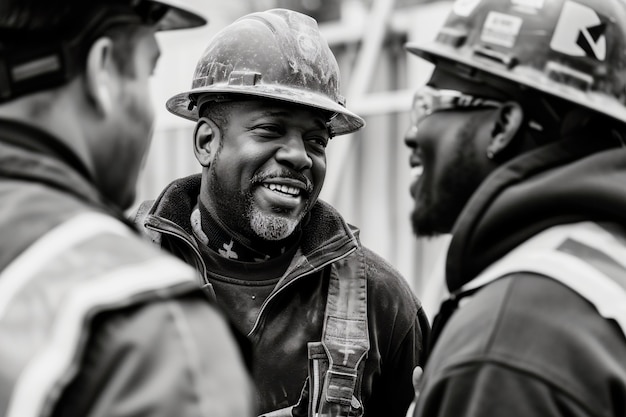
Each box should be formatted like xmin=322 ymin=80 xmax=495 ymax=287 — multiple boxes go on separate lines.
xmin=320 ymin=249 xmax=370 ymax=411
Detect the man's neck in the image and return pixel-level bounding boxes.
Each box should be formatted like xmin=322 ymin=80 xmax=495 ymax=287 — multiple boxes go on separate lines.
xmin=192 ymin=200 xmax=300 ymax=263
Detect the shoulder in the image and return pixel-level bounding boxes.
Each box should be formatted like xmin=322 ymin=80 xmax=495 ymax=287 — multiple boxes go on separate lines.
xmin=360 ymin=245 xmax=420 ymax=311
xmin=428 ymin=273 xmax=626 ymax=408
xmin=54 ymin=292 xmax=254 ymax=417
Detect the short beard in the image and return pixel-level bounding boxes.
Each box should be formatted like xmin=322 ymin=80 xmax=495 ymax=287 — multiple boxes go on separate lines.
xmin=411 ymin=116 xmax=485 ymax=237
xmin=249 ymin=208 xmax=303 ymax=241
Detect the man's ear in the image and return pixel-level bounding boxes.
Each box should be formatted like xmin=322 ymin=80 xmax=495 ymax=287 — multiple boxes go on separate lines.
xmin=85 ymin=37 xmax=117 ymax=116
xmin=194 ymin=117 xmax=220 ymax=167
xmin=486 ymin=102 xmax=523 ymax=160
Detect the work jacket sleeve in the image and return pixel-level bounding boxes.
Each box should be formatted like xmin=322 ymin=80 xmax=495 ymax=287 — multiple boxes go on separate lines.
xmin=370 ymin=306 xmax=430 ymax=417
xmin=51 ymin=292 xmax=256 ymax=417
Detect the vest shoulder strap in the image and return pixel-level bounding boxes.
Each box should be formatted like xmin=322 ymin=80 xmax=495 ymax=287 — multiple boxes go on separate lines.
xmin=459 ymin=221 xmax=626 ymax=336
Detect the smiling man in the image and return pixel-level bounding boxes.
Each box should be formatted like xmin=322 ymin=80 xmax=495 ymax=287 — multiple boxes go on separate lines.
xmin=134 ymin=8 xmax=430 ymax=417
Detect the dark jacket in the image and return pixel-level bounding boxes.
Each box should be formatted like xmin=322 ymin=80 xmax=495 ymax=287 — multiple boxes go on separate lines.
xmin=415 ymin=136 xmax=626 ymax=417
xmin=135 ymin=174 xmax=430 ymax=417
xmin=0 ymin=119 xmax=253 ymax=417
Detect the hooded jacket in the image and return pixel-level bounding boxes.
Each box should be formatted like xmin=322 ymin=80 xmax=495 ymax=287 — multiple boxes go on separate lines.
xmin=134 ymin=174 xmax=430 ymax=417
xmin=415 ymin=136 xmax=626 ymax=417
xmin=0 ymin=119 xmax=253 ymax=417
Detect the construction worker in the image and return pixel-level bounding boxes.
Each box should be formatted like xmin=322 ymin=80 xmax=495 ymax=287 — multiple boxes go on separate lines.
xmin=0 ymin=1 xmax=254 ymax=416
xmin=404 ymin=0 xmax=626 ymax=415
xmin=133 ymin=8 xmax=430 ymax=417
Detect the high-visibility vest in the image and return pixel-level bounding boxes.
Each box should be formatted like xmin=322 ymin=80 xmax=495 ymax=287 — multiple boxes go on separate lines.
xmin=409 ymin=221 xmax=626 ymax=417
xmin=459 ymin=221 xmax=626 ymax=337
xmin=0 ymin=212 xmax=202 ymax=417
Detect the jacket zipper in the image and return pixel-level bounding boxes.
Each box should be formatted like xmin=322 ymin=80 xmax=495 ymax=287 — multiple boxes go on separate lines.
xmin=247 ymin=246 xmax=358 ymax=337
xmin=147 ymin=220 xmax=359 ymax=338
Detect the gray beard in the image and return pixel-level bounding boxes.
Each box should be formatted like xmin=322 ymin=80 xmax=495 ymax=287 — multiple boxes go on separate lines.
xmin=248 ymin=206 xmax=304 ymax=241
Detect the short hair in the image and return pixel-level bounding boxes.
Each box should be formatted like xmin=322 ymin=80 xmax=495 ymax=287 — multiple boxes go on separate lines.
xmin=200 ymin=101 xmax=235 ymax=132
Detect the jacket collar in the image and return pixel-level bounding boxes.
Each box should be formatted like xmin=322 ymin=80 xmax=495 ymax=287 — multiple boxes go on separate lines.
xmin=0 ymin=118 xmax=131 ymax=225
xmin=143 ymin=174 xmax=360 ymax=272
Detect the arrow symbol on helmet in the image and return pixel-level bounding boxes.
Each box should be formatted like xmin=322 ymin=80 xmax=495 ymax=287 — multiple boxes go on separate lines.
xmin=550 ymin=1 xmax=606 ymax=61
xmin=577 ymin=22 xmax=607 ymax=61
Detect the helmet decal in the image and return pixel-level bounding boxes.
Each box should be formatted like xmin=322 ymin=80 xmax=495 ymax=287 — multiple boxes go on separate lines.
xmin=550 ymin=1 xmax=606 ymax=61
xmin=481 ymin=12 xmax=523 ymax=48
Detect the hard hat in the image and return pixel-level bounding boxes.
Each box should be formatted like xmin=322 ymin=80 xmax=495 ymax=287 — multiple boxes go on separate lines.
xmin=0 ymin=0 xmax=206 ymax=102
xmin=166 ymin=8 xmax=364 ymax=136
xmin=405 ymin=0 xmax=626 ymax=124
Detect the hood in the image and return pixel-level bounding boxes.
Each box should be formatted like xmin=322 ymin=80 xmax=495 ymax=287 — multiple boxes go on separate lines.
xmin=446 ymin=136 xmax=626 ymax=293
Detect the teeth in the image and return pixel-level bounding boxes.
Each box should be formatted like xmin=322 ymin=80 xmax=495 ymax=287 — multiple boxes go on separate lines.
xmin=265 ymin=183 xmax=300 ymax=196
xmin=411 ymin=166 xmax=424 ymax=178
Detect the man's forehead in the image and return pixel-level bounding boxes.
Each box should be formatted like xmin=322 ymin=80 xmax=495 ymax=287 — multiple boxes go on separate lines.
xmin=232 ymin=99 xmax=331 ymax=123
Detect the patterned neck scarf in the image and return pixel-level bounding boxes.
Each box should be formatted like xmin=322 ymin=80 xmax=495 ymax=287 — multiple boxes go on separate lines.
xmin=190 ymin=202 xmax=300 ymax=262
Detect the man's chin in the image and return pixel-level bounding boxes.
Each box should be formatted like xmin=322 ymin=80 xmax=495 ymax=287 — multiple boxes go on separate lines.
xmin=250 ymin=210 xmax=301 ymax=241
xmin=410 ymin=208 xmax=449 ymax=238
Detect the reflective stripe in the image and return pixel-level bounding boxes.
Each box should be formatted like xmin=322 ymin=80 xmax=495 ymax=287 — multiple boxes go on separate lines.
xmin=1 ymin=212 xmax=198 ymax=417
xmin=459 ymin=222 xmax=626 ymax=335
xmin=0 ymin=212 xmax=133 ymax=319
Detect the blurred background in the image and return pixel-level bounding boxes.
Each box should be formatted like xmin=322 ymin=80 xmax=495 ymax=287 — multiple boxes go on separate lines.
xmin=138 ymin=0 xmax=455 ymax=317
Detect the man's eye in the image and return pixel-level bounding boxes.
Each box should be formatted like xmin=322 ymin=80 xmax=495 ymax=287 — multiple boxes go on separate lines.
xmin=307 ymin=136 xmax=329 ymax=148
xmin=254 ymin=125 xmax=282 ymax=135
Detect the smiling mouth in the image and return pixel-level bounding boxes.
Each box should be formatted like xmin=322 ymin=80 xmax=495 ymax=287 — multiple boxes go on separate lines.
xmin=262 ymin=182 xmax=304 ymax=197
xmin=410 ymin=166 xmax=424 ymax=178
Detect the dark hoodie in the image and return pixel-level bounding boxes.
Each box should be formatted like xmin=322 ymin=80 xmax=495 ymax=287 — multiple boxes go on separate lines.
xmin=415 ymin=136 xmax=626 ymax=417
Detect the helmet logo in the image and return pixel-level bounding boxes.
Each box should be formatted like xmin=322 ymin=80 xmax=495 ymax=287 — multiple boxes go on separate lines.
xmin=550 ymin=0 xmax=606 ymax=61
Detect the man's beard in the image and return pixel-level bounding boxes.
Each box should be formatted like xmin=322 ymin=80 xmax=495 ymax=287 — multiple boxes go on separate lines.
xmin=209 ymin=155 xmax=308 ymax=242
xmin=411 ymin=117 xmax=485 ymax=237
xmin=249 ymin=207 xmax=303 ymax=241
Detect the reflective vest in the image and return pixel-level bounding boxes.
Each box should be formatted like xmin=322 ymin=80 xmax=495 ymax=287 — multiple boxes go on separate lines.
xmin=459 ymin=221 xmax=626 ymax=337
xmin=0 ymin=212 xmax=202 ymax=417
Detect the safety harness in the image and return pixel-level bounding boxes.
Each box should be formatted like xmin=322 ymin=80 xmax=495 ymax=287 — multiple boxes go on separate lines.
xmin=135 ymin=200 xmax=370 ymax=417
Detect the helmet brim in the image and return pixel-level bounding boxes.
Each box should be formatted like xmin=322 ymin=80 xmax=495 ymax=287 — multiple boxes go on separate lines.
xmin=151 ymin=0 xmax=207 ymax=31
xmin=166 ymin=86 xmax=365 ymax=136
xmin=406 ymin=41 xmax=626 ymax=125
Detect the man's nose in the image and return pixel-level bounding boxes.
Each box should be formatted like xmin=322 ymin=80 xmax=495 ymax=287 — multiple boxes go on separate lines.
xmin=404 ymin=125 xmax=419 ymax=148
xmin=275 ymin=134 xmax=313 ymax=171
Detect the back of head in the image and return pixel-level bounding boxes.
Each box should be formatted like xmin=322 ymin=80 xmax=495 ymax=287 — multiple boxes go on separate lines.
xmin=0 ymin=0 xmax=206 ymax=102
xmin=166 ymin=8 xmax=365 ymax=136
xmin=406 ymin=0 xmax=626 ymax=134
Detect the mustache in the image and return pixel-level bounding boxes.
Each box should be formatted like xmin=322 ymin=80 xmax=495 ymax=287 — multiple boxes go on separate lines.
xmin=251 ymin=170 xmax=314 ymax=194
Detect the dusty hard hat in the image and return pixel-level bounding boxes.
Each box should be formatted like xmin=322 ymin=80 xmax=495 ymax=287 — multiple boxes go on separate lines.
xmin=406 ymin=0 xmax=626 ymax=124
xmin=166 ymin=8 xmax=364 ymax=136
